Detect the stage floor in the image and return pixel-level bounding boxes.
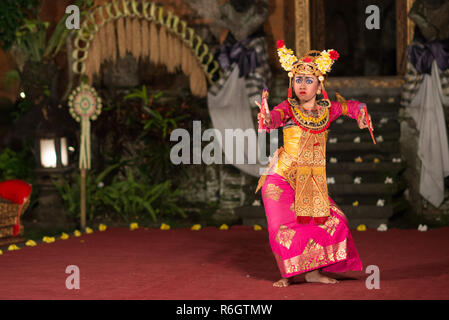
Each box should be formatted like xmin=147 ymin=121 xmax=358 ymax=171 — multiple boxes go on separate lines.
xmin=0 ymin=226 xmax=448 ymax=300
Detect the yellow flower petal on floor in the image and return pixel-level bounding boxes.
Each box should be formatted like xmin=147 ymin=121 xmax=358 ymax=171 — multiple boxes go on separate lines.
xmin=42 ymin=236 xmax=55 ymax=243
xmin=60 ymin=233 xmax=69 ymax=240
xmin=219 ymin=224 xmax=229 ymax=230
xmin=191 ymin=224 xmax=201 ymax=231
xmin=357 ymin=224 xmax=367 ymax=231
xmin=74 ymin=230 xmax=82 ymax=237
xmin=25 ymin=240 xmax=37 ymax=247
xmin=130 ymin=222 xmax=139 ymax=231
xmin=373 ymin=158 xmax=380 ymax=163
xmin=8 ymin=244 xmax=19 ymax=251
xmin=354 ymin=156 xmax=363 ymax=163
xmin=160 ymin=223 xmax=170 ymax=230
xmin=254 ymin=225 xmax=262 ymax=231
xmin=352 ymin=200 xmax=359 ymax=207
xmin=99 ymin=224 xmax=107 ymax=231
xmin=85 ymin=227 xmax=93 ymax=234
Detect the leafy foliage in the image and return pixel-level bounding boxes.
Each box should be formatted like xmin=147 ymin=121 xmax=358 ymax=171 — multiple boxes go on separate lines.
xmin=54 ymin=163 xmax=120 ymax=222
xmin=0 ymin=0 xmax=93 ymax=60
xmin=0 ymin=147 xmax=35 ymax=183
xmin=55 ymin=163 xmax=185 ymax=223
xmin=0 ymin=0 xmax=39 ymax=51
xmin=98 ymin=168 xmax=185 ymax=223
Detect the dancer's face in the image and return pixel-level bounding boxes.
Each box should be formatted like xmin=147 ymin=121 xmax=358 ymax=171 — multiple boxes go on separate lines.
xmin=293 ymin=75 xmax=319 ymax=102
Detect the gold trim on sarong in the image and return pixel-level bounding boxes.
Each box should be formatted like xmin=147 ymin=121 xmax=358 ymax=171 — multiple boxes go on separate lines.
xmin=274 ymin=238 xmax=348 ymax=275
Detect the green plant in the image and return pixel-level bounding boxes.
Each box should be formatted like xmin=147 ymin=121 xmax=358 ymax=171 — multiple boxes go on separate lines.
xmin=0 ymin=0 xmax=39 ymax=51
xmin=99 ymin=168 xmax=186 ymax=223
xmin=1 ymin=0 xmax=94 ymax=61
xmin=54 ymin=163 xmax=121 ymax=221
xmin=0 ymin=147 xmax=35 ymax=182
xmin=121 ymin=86 xmax=188 ymax=184
xmin=124 ymin=86 xmax=186 ymax=139
xmin=55 ymin=163 xmax=186 ymax=223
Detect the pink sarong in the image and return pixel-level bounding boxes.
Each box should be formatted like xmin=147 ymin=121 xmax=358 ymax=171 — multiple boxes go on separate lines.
xmin=262 ymin=173 xmax=363 ymax=278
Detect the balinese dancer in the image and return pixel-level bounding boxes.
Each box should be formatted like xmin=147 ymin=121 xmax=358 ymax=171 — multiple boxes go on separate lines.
xmin=255 ymin=40 xmax=372 ymax=287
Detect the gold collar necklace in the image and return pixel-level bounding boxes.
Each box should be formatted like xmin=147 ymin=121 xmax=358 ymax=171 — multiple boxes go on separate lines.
xmin=288 ymin=99 xmax=330 ymax=133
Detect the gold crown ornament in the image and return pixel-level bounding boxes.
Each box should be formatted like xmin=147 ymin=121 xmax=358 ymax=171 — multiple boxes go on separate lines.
xmin=276 ymin=40 xmax=339 ymax=107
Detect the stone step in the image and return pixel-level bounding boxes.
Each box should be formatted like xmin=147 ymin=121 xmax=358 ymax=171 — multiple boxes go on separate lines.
xmin=326 ymin=153 xmax=402 ymax=163
xmin=326 ymin=172 xmax=402 ymax=184
xmin=236 ymin=201 xmax=407 ymax=229
xmin=329 ymin=194 xmax=405 ymax=206
xmin=328 ymin=119 xmax=400 ymax=133
xmin=327 ymin=131 xmax=400 ymax=143
xmin=327 ymin=141 xmax=400 ymax=154
xmin=326 ymin=162 xmax=406 ymax=174
xmin=347 ymin=218 xmax=389 ymax=229
xmin=328 ymin=182 xmax=406 ymax=196
xmin=339 ymin=201 xmax=408 ymax=218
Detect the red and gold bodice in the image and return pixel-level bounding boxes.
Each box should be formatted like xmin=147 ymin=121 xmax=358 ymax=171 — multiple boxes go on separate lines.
xmin=256 ymin=98 xmax=363 ymax=224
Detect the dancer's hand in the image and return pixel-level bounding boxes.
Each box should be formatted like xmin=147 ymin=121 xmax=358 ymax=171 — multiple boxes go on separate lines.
xmin=255 ymin=99 xmax=272 ymax=126
xmin=357 ymin=108 xmax=373 ymax=131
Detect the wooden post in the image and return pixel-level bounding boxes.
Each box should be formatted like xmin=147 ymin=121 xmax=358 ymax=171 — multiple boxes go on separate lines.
xmin=80 ymin=168 xmax=87 ymax=230
xmin=295 ymin=0 xmax=311 ymax=56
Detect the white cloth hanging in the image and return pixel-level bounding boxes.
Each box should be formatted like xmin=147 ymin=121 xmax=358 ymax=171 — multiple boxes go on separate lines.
xmin=409 ymin=60 xmax=449 ymax=207
xmin=207 ymin=64 xmax=270 ymax=177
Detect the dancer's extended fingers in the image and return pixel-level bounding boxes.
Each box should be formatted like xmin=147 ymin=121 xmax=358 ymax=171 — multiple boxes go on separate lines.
xmin=255 ymin=100 xmax=261 ymax=108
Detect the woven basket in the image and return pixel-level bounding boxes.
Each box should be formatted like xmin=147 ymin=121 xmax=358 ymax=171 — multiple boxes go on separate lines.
xmin=0 ymin=198 xmax=29 ymax=238
xmin=0 ymin=225 xmax=24 ymax=238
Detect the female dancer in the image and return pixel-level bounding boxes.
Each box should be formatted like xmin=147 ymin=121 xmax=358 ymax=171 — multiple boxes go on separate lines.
xmin=255 ymin=41 xmax=371 ymax=287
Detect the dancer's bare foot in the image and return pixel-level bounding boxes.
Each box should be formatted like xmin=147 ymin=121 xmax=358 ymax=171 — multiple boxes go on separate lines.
xmin=305 ymin=270 xmax=339 ymax=284
xmin=273 ymin=277 xmax=291 ymax=287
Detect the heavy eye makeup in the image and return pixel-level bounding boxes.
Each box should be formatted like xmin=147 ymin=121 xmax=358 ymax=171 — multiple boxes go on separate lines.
xmin=295 ymin=77 xmax=315 ymax=85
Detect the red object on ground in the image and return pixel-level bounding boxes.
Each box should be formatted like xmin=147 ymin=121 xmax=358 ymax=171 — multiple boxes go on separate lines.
xmin=0 ymin=226 xmax=448 ymax=300
xmin=0 ymin=179 xmax=32 ymax=236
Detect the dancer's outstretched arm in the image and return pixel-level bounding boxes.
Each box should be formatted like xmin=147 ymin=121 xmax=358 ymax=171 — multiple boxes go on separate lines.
xmin=256 ymin=100 xmax=290 ymax=133
xmin=329 ymin=100 xmax=372 ymax=130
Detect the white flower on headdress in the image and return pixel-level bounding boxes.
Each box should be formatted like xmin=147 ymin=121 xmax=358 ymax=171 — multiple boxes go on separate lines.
xmin=278 ymin=47 xmax=297 ymax=71
xmin=315 ymin=50 xmax=335 ymax=74
xmin=277 ymin=40 xmax=298 ymax=72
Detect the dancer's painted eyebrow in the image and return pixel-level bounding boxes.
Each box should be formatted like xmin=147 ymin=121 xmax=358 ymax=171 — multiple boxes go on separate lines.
xmin=295 ymin=76 xmax=315 ymax=81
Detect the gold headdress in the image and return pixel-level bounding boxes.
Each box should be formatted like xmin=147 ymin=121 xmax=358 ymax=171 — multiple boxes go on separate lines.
xmin=276 ymin=40 xmax=339 ymax=103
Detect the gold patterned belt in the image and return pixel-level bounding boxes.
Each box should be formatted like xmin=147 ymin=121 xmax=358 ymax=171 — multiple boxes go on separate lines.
xmin=273 ymin=150 xmax=325 ymax=177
